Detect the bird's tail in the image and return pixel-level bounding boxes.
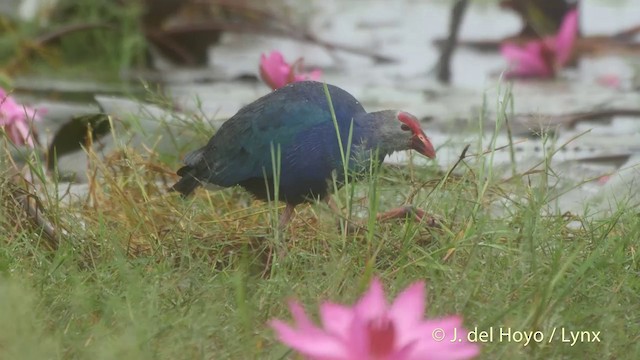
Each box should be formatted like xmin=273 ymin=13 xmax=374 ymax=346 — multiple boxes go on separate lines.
xmin=170 ymin=166 xmax=201 ymax=197
xmin=171 ymin=147 xmax=207 ymax=196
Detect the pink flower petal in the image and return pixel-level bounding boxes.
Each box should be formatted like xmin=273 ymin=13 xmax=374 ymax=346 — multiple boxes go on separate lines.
xmin=345 ymin=309 xmax=372 ymax=359
xmin=259 ymin=51 xmax=291 ymax=90
xmin=355 ymin=277 xmax=388 ymax=320
xmin=289 ymin=300 xmax=317 ymax=330
xmin=270 ymin=277 xmax=479 ymax=360
xmin=1 ymin=87 xmax=42 ymax=148
xmin=13 ymin=121 xmax=32 ymax=146
xmin=259 ymin=51 xmax=322 ymax=90
xmin=270 ymin=319 xmax=348 ymax=359
xmin=409 ymin=316 xmax=481 ymax=360
xmin=6 ymin=124 xmax=22 ymax=146
xmin=554 ymin=9 xmax=579 ymax=67
xmin=389 ymin=281 xmax=427 ymax=349
xmin=501 ymin=42 xmax=552 ymax=78
xmin=294 ymin=69 xmax=323 ymax=82
xmin=388 ymin=342 xmax=419 ymax=360
xmin=389 ymin=281 xmax=425 ymax=327
xmin=320 ymin=302 xmax=354 ymax=339
xmin=288 ymin=301 xmax=339 ymax=339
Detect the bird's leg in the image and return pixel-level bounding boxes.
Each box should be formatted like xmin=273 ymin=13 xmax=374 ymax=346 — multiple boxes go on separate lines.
xmin=376 ymin=205 xmax=420 ymax=221
xmin=265 ymin=204 xmax=294 ymax=267
xmin=377 ymin=205 xmax=440 ymax=227
xmin=278 ymin=203 xmax=296 ymax=230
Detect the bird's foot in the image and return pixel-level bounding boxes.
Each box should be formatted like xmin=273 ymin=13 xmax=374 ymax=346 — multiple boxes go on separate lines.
xmin=376 ymin=205 xmax=441 ymax=227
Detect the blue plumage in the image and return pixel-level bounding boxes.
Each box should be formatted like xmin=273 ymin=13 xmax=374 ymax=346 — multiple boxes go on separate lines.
xmin=172 ymin=81 xmax=435 ymax=224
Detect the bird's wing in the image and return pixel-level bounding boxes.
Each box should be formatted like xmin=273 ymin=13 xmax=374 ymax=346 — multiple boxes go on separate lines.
xmin=197 ymin=98 xmax=336 ymax=186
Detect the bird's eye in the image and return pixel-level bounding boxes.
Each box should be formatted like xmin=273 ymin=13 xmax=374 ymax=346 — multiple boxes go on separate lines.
xmin=401 ymin=124 xmax=411 ymax=131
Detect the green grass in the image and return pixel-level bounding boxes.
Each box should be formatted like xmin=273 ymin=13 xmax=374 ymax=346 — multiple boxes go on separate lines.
xmin=1 ymin=92 xmax=639 ymax=360
xmin=0 ymin=0 xmax=146 ymax=79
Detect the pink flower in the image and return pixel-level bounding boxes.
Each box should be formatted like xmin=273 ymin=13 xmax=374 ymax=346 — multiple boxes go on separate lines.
xmin=501 ymin=9 xmax=579 ymax=78
xmin=270 ymin=278 xmax=480 ymax=360
xmin=0 ymin=87 xmax=42 ymax=147
xmin=259 ymin=51 xmax=322 ymax=90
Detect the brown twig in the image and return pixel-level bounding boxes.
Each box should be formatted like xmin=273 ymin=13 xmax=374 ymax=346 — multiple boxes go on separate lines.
xmin=6 ymin=22 xmax=116 ymax=73
xmin=152 ymin=21 xmax=396 ymax=63
xmin=12 ymin=0 xmax=393 ymax=71
xmin=9 ymin=177 xmax=60 ymax=250
xmin=611 ymin=25 xmax=640 ymax=41
xmin=144 ymin=30 xmax=198 ymax=65
xmin=194 ymin=0 xmax=396 ymax=62
xmin=32 ymin=23 xmax=116 ymax=46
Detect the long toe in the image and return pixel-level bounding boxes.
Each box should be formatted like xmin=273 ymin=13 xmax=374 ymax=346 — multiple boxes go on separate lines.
xmin=377 ymin=205 xmax=441 ymax=228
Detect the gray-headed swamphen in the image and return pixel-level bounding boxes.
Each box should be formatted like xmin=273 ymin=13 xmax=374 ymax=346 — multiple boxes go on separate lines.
xmin=171 ymin=81 xmax=436 ymax=228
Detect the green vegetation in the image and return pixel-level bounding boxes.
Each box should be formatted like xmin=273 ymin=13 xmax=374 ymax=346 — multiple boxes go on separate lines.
xmin=0 ymin=0 xmax=300 ymax=80
xmin=0 ymin=0 xmax=146 ymax=80
xmin=1 ymin=85 xmax=638 ymax=360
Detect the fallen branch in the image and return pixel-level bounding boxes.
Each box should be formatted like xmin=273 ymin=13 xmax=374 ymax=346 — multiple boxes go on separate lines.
xmin=11 ymin=0 xmax=394 ymax=71
xmin=149 ymin=22 xmax=395 ymax=63
xmin=192 ymin=0 xmax=396 ymax=63
xmin=5 ymin=22 xmax=116 ymax=73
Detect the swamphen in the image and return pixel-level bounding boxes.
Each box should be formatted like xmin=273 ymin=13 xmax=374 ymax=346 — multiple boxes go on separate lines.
xmin=171 ymin=81 xmax=436 ymax=228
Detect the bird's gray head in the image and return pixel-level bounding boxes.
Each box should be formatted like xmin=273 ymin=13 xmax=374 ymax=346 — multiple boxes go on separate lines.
xmin=360 ymin=110 xmax=436 ymax=159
